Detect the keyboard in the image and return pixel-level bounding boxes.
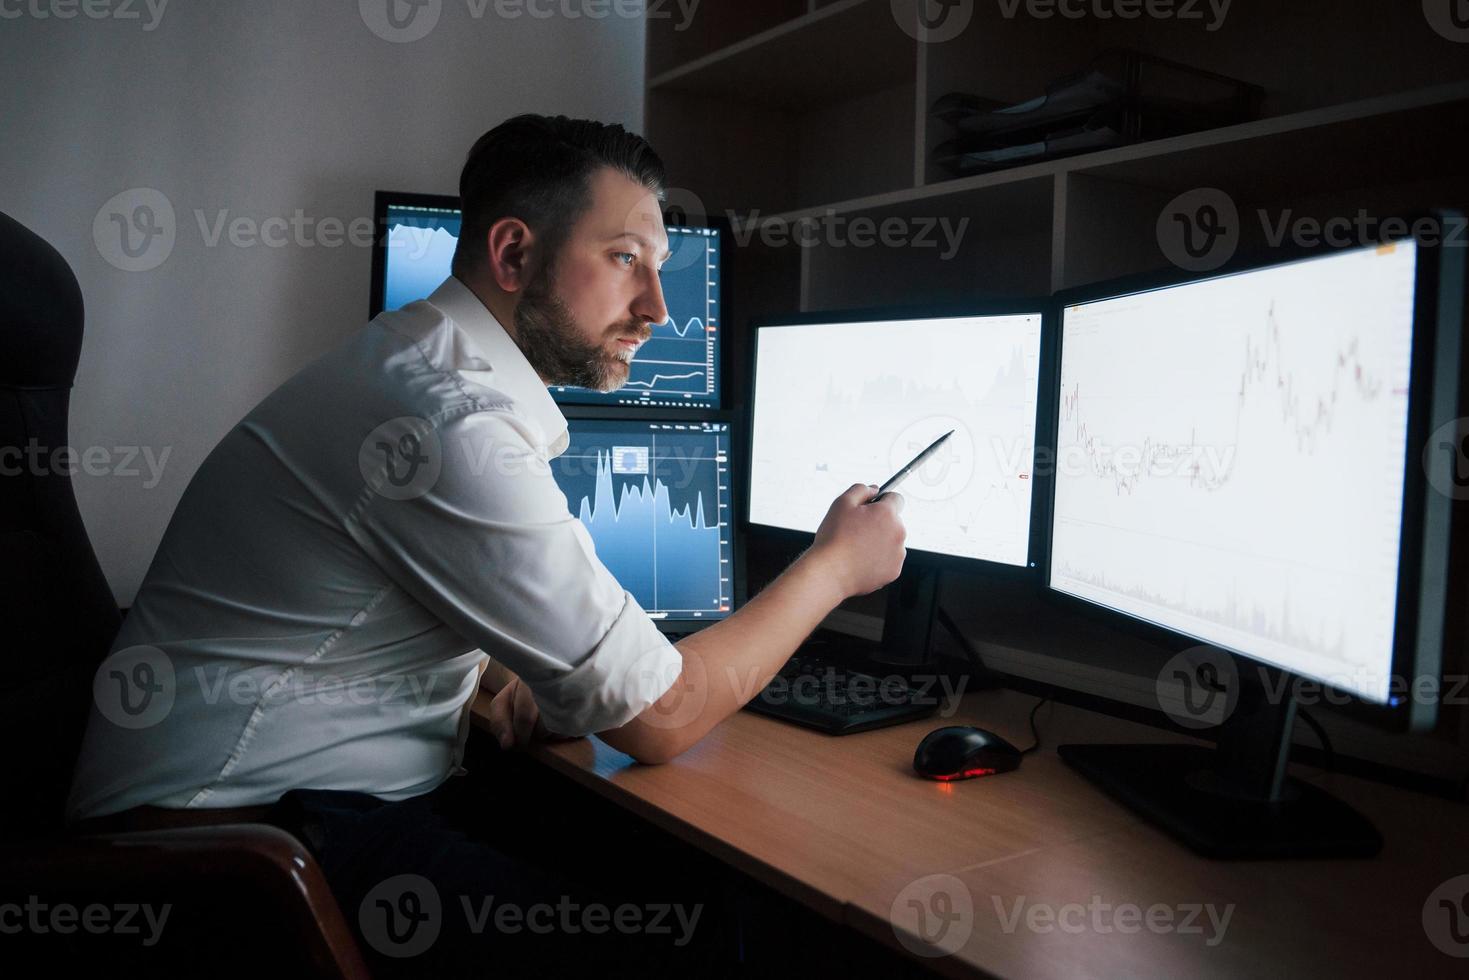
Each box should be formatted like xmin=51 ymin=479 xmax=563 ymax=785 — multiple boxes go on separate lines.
xmin=743 ymin=651 xmax=940 ymax=735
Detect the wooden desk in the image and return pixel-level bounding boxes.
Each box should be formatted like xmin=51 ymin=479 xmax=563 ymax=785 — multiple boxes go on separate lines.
xmin=470 ymin=687 xmax=1465 ymax=977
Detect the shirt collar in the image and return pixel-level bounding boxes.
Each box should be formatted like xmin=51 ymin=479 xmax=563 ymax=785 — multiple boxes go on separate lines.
xmin=426 ymin=275 xmax=568 ymax=456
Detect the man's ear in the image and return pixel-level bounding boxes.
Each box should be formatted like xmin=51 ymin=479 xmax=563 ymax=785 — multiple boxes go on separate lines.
xmin=484 ymin=217 xmax=537 ymax=294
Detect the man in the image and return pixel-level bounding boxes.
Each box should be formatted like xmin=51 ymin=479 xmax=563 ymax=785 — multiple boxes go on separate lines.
xmin=65 ymin=114 xmax=906 ymax=971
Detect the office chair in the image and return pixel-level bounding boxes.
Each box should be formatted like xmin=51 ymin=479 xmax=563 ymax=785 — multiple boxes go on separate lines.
xmin=0 ymin=211 xmax=370 ymax=978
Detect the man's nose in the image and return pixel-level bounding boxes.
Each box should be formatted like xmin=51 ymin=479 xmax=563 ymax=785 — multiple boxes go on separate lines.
xmin=633 ymin=265 xmax=669 ymax=328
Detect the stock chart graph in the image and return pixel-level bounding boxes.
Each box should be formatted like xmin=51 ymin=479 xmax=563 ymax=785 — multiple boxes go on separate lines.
xmin=381 ymin=204 xmax=460 ymax=313
xmin=748 ymin=314 xmax=1044 ymax=566
xmin=1049 ymin=242 xmax=1419 ymax=698
xmin=553 ymin=420 xmax=733 ymax=620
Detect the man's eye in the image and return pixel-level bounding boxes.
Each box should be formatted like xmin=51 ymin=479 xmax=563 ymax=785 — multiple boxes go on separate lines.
xmin=614 ymin=252 xmax=636 ymax=267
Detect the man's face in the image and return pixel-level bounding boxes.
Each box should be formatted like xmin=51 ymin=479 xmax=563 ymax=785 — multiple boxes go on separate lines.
xmin=512 ymin=168 xmax=671 ymax=392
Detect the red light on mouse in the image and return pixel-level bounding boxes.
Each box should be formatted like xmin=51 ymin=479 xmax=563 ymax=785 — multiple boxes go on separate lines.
xmin=928 ymin=767 xmax=998 ymax=781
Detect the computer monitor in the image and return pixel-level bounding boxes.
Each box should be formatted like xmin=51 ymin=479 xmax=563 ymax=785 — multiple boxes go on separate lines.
xmin=748 ymin=307 xmax=1047 ymax=568
xmin=370 ymin=191 xmax=724 ymax=409
xmin=552 ymin=418 xmax=736 ymax=630
xmin=370 ymin=192 xmax=461 ymax=318
xmin=747 ymin=304 xmax=1048 ymax=668
xmin=1046 ymin=225 xmax=1462 ymax=857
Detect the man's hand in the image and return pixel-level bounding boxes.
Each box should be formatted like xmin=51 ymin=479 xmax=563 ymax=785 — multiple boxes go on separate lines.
xmin=485 ymin=675 xmax=550 ymax=750
xmin=809 ymin=483 xmax=907 ymax=597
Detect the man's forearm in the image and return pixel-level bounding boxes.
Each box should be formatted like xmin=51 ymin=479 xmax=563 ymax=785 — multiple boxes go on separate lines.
xmin=598 ymin=548 xmax=848 ymax=762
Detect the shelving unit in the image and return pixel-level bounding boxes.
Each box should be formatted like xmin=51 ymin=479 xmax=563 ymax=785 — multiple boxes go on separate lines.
xmin=643 ymin=0 xmax=1469 ymax=779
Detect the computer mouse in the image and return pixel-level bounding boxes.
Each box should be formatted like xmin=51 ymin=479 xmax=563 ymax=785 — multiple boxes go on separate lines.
xmin=913 ymin=725 xmax=1022 ymax=780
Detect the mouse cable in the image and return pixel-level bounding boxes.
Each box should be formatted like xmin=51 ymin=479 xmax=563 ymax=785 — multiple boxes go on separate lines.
xmin=1021 ymin=697 xmax=1049 ymax=755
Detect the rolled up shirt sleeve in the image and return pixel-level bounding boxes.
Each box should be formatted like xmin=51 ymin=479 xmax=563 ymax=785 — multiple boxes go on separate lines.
xmin=346 ymin=405 xmax=683 ymax=737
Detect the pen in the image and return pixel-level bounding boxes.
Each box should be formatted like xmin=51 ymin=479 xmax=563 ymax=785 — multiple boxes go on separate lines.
xmin=865 ymin=429 xmax=955 ymax=503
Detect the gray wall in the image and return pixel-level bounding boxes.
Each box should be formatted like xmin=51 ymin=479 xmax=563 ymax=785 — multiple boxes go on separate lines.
xmin=1 ymin=0 xmax=648 ymax=604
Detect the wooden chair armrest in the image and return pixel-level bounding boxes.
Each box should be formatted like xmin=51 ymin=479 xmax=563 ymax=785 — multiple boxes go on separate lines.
xmin=0 ymin=824 xmax=370 ymax=979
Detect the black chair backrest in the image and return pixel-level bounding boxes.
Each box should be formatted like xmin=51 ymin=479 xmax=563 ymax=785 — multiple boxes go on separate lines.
xmin=0 ymin=211 xmax=122 ymax=839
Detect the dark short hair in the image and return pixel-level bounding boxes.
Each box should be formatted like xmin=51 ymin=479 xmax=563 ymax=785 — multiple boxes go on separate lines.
xmin=451 ymin=114 xmax=667 ymax=279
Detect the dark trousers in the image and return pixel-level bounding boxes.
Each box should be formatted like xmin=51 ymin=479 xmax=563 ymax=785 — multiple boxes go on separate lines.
xmin=262 ymin=747 xmax=738 ymax=979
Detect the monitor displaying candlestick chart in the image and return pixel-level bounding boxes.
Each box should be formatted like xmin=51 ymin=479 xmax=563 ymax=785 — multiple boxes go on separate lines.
xmin=372 ymin=193 xmax=722 ymax=408
xmin=1049 ymin=241 xmax=1421 ymax=703
xmin=552 ymin=419 xmax=734 ymax=622
xmin=747 ymin=311 xmax=1046 ymax=567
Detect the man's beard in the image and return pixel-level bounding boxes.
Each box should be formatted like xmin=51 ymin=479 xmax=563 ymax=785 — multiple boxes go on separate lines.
xmin=513 ymin=262 xmax=649 ymax=392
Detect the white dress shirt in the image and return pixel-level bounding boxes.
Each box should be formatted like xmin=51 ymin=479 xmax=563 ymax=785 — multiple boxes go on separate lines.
xmin=66 ymin=276 xmax=682 ymax=823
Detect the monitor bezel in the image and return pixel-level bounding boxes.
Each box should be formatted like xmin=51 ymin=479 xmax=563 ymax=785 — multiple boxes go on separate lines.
xmin=557 ymin=414 xmax=742 ymax=633
xmin=369 ymin=190 xmax=461 ymax=320
xmin=743 ymin=299 xmax=1056 ymax=579
xmin=1041 ymin=217 xmax=1463 ymax=733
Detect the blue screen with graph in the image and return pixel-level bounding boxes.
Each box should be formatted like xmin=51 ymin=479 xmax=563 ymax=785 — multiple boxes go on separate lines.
xmin=552 ymin=419 xmax=734 ymax=622
xmin=380 ymin=201 xmax=461 ymax=314
xmin=376 ymin=198 xmax=721 ymax=408
xmin=548 ymin=225 xmax=722 ymax=408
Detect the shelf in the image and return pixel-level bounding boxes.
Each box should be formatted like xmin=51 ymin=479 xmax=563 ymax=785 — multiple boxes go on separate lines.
xmin=647 ymin=0 xmax=915 ymax=111
xmin=739 ymin=80 xmax=1469 ymax=226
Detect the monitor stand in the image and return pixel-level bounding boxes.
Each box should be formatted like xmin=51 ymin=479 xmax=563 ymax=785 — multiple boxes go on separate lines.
xmin=864 ymin=566 xmax=1003 ymax=688
xmin=1059 ymin=679 xmax=1382 ymax=859
xmin=869 ymin=564 xmax=941 ymax=670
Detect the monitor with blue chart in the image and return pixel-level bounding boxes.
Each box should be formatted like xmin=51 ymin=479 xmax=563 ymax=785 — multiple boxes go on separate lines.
xmin=1046 ymin=230 xmax=1462 ymax=857
xmin=552 ymin=418 xmax=735 ymax=628
xmin=371 ymin=192 xmax=722 ymax=408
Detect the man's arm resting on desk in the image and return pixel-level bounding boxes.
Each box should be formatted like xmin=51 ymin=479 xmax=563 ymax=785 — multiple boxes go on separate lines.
xmin=596 ymin=483 xmax=906 ymax=764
